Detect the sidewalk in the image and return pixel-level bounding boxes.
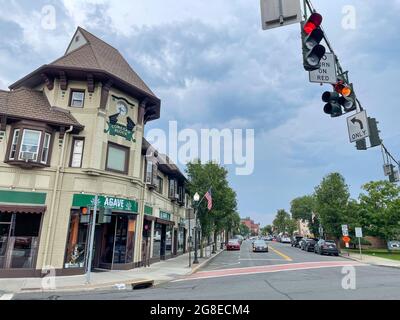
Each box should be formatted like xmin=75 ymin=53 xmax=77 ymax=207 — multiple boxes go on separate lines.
xmin=0 ymin=245 xmax=224 ymax=294
xmin=341 ymin=251 xmax=400 ymax=269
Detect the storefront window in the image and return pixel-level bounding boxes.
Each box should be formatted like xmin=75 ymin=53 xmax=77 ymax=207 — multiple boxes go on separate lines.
xmin=178 ymin=227 xmax=185 ymax=253
xmin=0 ymin=213 xmax=42 ymax=270
xmin=165 ymin=225 xmax=172 ymax=257
xmin=65 ymin=212 xmax=89 ymax=269
xmin=66 ymin=211 xmax=136 ymax=269
xmin=152 ymin=223 xmax=163 ymax=259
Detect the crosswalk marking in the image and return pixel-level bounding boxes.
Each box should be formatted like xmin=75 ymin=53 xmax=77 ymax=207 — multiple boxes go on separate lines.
xmin=0 ymin=294 xmax=14 ymax=300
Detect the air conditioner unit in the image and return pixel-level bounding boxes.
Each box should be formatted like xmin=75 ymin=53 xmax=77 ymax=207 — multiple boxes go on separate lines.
xmin=175 ymin=193 xmax=180 ymax=199
xmin=21 ymin=152 xmax=36 ymax=161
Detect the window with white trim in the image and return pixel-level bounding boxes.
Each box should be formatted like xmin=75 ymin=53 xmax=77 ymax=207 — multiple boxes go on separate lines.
xmin=9 ymin=129 xmax=20 ymax=160
xmin=18 ymin=129 xmax=41 ymax=161
xmin=70 ymin=138 xmax=84 ymax=168
xmin=41 ymin=133 xmax=51 ymax=164
xmin=145 ymin=160 xmax=153 ymax=184
xmin=70 ymin=90 xmax=85 ymax=108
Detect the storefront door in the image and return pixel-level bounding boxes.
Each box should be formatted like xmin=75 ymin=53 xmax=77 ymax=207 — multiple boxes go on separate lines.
xmin=0 ymin=222 xmax=11 ymax=268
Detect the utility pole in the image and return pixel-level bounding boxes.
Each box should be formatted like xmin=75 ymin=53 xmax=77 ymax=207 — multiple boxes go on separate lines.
xmin=86 ymin=194 xmax=98 ymax=284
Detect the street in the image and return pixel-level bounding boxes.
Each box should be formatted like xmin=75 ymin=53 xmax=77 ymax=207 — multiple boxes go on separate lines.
xmin=11 ymin=240 xmax=400 ymax=300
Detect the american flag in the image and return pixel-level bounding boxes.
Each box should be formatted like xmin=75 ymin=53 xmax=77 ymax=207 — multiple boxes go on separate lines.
xmin=205 ymin=188 xmax=212 ymax=211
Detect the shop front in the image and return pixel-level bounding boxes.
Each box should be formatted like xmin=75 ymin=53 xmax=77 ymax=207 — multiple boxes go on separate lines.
xmin=64 ymin=194 xmax=138 ymax=271
xmin=177 ymin=218 xmax=186 ymax=255
xmin=141 ymin=205 xmax=154 ymax=267
xmin=0 ymin=190 xmax=46 ymax=278
xmin=152 ymin=211 xmax=174 ymax=262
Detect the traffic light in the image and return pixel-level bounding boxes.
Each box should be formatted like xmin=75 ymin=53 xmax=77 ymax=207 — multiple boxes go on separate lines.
xmin=368 ymin=117 xmax=381 ymax=147
xmin=356 ymin=139 xmax=367 ymax=150
xmin=322 ymin=91 xmax=343 ymax=117
xmin=334 ymin=81 xmax=356 ymax=113
xmin=301 ymin=13 xmax=326 ymax=71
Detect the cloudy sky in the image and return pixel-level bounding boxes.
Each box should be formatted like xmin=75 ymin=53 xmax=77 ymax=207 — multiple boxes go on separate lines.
xmin=1 ymin=0 xmax=400 ymax=226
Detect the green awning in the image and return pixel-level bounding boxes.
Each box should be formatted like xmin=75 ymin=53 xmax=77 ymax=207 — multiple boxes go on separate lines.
xmin=72 ymin=194 xmax=138 ymax=213
xmin=0 ymin=190 xmax=46 ymax=205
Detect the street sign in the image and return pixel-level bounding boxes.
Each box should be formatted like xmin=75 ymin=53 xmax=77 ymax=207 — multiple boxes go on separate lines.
xmin=260 ymin=0 xmax=302 ymax=30
xmin=341 ymin=225 xmax=349 ymax=237
xmin=347 ymin=110 xmax=370 ymax=143
xmin=342 ymin=236 xmax=351 ymax=243
xmin=355 ymin=227 xmax=363 ymax=238
xmin=309 ymin=53 xmax=337 ymax=84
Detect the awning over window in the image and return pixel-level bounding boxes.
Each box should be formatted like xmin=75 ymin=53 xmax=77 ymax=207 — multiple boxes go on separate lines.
xmin=156 ymin=218 xmax=175 ymax=226
xmin=0 ymin=205 xmax=46 ymax=214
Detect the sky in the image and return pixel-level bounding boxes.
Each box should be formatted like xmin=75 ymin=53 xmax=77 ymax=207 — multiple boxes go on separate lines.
xmin=1 ymin=0 xmax=400 ymax=226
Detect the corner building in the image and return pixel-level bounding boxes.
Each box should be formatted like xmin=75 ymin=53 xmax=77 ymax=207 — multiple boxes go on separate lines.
xmin=0 ymin=27 xmax=190 ymax=277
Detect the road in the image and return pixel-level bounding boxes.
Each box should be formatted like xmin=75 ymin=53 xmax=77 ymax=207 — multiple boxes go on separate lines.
xmin=10 ymin=240 xmax=400 ymax=300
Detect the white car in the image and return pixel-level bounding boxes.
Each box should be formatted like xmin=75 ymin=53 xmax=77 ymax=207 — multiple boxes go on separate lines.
xmin=281 ymin=236 xmax=291 ymax=243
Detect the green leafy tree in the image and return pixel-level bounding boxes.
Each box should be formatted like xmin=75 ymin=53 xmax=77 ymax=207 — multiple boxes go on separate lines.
xmin=286 ymin=218 xmax=298 ymax=236
xmin=186 ymin=160 xmax=238 ymax=253
xmin=239 ymin=224 xmax=251 ymax=237
xmin=314 ymin=173 xmax=350 ymax=243
xmin=261 ymin=225 xmax=273 ymax=236
xmin=358 ymin=181 xmax=400 ymax=241
xmin=273 ymin=209 xmax=290 ymax=234
xmin=290 ymin=195 xmax=320 ymax=236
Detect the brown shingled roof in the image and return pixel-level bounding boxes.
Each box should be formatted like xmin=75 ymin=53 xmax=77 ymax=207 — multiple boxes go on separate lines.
xmin=0 ymin=88 xmax=83 ymax=129
xmin=50 ymin=27 xmax=156 ymax=98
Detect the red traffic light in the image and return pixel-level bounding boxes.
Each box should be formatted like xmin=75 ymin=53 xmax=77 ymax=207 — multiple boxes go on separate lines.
xmin=303 ymin=13 xmax=323 ymax=34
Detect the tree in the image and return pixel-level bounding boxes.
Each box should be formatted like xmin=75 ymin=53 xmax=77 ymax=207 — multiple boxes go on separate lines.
xmin=186 ymin=160 xmax=238 ymax=253
xmin=314 ymin=173 xmax=350 ymax=243
xmin=273 ymin=209 xmax=290 ymax=234
xmin=286 ymin=218 xmax=298 ymax=236
xmin=261 ymin=225 xmax=273 ymax=236
xmin=358 ymin=181 xmax=400 ymax=241
xmin=239 ymin=223 xmax=251 ymax=237
xmin=290 ymin=195 xmax=320 ymax=236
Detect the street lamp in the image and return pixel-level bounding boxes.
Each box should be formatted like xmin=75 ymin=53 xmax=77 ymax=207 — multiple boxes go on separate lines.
xmin=193 ymin=192 xmax=200 ymax=264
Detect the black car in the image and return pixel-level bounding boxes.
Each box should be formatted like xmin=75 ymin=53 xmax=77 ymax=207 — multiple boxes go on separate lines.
xmin=314 ymin=239 xmax=339 ymax=256
xmin=291 ymin=236 xmax=303 ymax=248
xmin=253 ymin=240 xmax=269 ymax=252
xmin=304 ymin=238 xmax=319 ymax=252
xmin=300 ymin=238 xmax=311 ymax=250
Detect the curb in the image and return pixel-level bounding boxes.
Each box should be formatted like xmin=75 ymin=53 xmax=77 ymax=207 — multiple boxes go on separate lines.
xmin=16 ymin=279 xmax=154 ymax=294
xmin=190 ymin=248 xmax=225 ymax=275
xmin=340 ymin=254 xmax=400 ymax=270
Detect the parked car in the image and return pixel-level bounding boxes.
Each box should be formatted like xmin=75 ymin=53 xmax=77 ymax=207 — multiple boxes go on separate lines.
xmin=227 ymin=239 xmax=241 ymax=251
xmin=291 ymin=236 xmax=303 ymax=248
xmin=281 ymin=236 xmax=291 ymax=244
xmin=298 ymin=237 xmax=307 ymax=249
xmin=304 ymin=238 xmax=319 ymax=252
xmin=314 ymin=239 xmax=339 ymax=256
xmin=265 ymin=235 xmax=273 ymax=241
xmin=253 ymin=240 xmax=269 ymax=253
xmin=388 ymin=241 xmax=400 ymax=251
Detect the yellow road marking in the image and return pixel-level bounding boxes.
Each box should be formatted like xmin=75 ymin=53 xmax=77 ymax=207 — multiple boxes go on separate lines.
xmin=269 ymin=245 xmax=293 ymax=261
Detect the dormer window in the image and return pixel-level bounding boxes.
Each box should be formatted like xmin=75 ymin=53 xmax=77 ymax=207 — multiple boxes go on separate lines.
xmin=69 ymin=90 xmax=85 ymax=108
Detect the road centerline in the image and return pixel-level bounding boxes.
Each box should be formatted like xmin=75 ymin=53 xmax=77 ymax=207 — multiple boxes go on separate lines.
xmin=268 ymin=245 xmax=293 ymax=261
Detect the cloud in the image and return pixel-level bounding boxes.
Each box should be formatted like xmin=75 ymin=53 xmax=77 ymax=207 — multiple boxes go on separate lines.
xmin=1 ymin=0 xmax=400 ymax=226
